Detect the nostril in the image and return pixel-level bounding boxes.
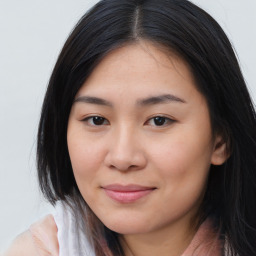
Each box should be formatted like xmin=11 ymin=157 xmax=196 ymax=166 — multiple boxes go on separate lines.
xmin=104 ymin=144 xmax=147 ymax=171
xmin=109 ymin=164 xmax=137 ymax=171
xmin=109 ymin=163 xmax=143 ymax=172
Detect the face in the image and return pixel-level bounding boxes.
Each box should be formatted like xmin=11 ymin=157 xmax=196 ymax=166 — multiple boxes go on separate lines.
xmin=67 ymin=42 xmax=226 ymax=237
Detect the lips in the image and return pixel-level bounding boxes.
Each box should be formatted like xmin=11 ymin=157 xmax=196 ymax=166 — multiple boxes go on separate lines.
xmin=102 ymin=184 xmax=156 ymax=203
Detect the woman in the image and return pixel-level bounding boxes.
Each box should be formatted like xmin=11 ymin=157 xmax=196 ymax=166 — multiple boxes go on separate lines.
xmin=5 ymin=0 xmax=256 ymax=255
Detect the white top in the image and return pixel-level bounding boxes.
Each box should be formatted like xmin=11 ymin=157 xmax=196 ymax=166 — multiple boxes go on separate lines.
xmin=53 ymin=201 xmax=95 ymax=256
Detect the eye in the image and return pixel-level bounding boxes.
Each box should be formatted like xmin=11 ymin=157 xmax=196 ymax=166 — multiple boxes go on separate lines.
xmin=82 ymin=116 xmax=109 ymax=126
xmin=146 ymin=116 xmax=175 ymax=127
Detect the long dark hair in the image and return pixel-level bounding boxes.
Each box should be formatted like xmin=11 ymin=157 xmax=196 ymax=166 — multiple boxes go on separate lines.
xmin=37 ymin=0 xmax=256 ymax=255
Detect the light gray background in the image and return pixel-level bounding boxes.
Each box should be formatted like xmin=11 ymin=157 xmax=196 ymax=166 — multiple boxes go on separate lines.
xmin=0 ymin=0 xmax=255 ymax=251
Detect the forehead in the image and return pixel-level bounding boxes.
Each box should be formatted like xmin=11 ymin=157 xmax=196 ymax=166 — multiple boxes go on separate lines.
xmin=76 ymin=41 xmax=201 ymax=105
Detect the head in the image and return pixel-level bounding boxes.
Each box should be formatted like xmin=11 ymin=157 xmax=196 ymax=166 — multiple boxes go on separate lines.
xmin=37 ymin=0 xmax=256 ymax=255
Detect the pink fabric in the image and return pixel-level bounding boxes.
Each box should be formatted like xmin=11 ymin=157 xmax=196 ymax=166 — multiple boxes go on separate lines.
xmin=30 ymin=215 xmax=222 ymax=256
xmin=181 ymin=219 xmax=222 ymax=256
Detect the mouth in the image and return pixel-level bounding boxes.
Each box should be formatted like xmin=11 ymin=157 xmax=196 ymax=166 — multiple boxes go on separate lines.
xmin=101 ymin=184 xmax=156 ymax=203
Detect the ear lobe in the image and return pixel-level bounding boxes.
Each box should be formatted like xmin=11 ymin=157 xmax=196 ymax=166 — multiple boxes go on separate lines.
xmin=211 ymin=136 xmax=229 ymax=165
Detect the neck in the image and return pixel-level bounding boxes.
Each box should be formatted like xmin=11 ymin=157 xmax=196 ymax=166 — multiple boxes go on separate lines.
xmin=119 ymin=216 xmax=198 ymax=256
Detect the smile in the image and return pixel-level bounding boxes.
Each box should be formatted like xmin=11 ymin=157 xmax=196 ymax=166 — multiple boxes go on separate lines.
xmin=102 ymin=184 xmax=156 ymax=203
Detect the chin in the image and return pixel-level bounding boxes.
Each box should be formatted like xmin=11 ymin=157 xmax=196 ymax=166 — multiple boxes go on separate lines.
xmin=101 ymin=217 xmax=154 ymax=235
xmin=106 ymin=224 xmax=149 ymax=235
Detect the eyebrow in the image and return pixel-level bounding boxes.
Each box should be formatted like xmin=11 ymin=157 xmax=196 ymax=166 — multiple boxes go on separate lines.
xmin=73 ymin=94 xmax=186 ymax=107
xmin=73 ymin=96 xmax=113 ymax=107
xmin=136 ymin=94 xmax=186 ymax=106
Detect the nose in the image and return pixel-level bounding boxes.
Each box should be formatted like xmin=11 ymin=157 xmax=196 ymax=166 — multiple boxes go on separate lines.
xmin=104 ymin=126 xmax=147 ymax=172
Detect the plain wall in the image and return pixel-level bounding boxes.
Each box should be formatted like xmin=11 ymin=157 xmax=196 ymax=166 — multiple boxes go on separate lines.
xmin=0 ymin=0 xmax=255 ymax=251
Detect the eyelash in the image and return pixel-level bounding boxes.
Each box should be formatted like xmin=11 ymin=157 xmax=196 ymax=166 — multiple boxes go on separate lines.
xmin=82 ymin=116 xmax=110 ymax=126
xmin=82 ymin=115 xmax=175 ymax=127
xmin=145 ymin=116 xmax=175 ymax=127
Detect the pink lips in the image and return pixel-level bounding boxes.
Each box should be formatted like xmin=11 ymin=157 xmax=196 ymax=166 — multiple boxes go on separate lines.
xmin=102 ymin=184 xmax=155 ymax=203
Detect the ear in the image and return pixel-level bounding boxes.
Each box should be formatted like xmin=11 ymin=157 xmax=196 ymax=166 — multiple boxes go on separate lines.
xmin=211 ymin=135 xmax=229 ymax=165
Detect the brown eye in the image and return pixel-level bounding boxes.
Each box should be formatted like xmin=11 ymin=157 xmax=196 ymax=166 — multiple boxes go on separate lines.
xmin=153 ymin=116 xmax=166 ymax=126
xmin=146 ymin=116 xmax=175 ymax=127
xmin=83 ymin=116 xmax=109 ymax=126
xmin=92 ymin=116 xmax=106 ymax=125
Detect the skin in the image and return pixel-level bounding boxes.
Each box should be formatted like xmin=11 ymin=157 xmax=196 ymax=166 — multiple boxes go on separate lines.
xmin=67 ymin=41 xmax=227 ymax=256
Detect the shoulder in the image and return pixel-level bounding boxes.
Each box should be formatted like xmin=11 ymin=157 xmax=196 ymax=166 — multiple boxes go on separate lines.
xmin=3 ymin=230 xmax=37 ymax=256
xmin=3 ymin=215 xmax=59 ymax=256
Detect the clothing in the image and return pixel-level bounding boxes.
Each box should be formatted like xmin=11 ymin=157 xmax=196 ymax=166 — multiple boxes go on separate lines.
xmin=29 ymin=201 xmax=223 ymax=256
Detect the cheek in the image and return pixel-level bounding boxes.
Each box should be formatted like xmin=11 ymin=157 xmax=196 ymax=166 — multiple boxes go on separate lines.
xmin=150 ymin=137 xmax=212 ymax=175
xmin=67 ymin=135 xmax=106 ymax=206
xmin=67 ymin=129 xmax=106 ymax=184
xmin=147 ymin=137 xmax=212 ymax=221
xmin=147 ymin=128 xmax=213 ymax=198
